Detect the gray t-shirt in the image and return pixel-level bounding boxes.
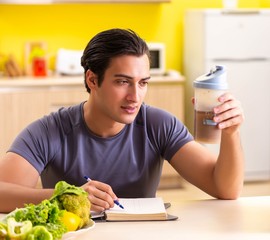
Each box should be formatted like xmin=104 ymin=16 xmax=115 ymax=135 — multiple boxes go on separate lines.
xmin=9 ymin=102 xmax=193 ymax=198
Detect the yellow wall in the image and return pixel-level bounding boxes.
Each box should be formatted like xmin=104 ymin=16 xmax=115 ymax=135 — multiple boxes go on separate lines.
xmin=0 ymin=0 xmax=269 ymax=73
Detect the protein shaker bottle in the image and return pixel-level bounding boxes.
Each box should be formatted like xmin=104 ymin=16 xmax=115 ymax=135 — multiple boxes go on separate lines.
xmin=193 ymin=65 xmax=228 ymax=144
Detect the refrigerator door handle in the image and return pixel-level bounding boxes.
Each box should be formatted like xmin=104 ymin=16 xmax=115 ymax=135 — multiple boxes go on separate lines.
xmin=221 ymin=10 xmax=260 ymax=15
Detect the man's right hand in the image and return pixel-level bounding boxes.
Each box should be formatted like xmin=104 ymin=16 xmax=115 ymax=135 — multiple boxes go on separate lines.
xmin=82 ymin=180 xmax=119 ymax=212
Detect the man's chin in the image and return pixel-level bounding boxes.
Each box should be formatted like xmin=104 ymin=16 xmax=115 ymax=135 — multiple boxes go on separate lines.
xmin=118 ymin=116 xmax=136 ymax=125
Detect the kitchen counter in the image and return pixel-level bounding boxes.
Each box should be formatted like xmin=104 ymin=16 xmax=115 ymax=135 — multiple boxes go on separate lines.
xmin=0 ymin=73 xmax=184 ymax=88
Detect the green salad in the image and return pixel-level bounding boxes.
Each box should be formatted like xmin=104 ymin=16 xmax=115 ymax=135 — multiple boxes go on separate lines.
xmin=0 ymin=181 xmax=92 ymax=240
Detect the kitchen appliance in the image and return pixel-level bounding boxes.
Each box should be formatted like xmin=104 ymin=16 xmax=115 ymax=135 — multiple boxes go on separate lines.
xmin=184 ymin=9 xmax=270 ymax=181
xmin=147 ymin=42 xmax=166 ymax=75
xmin=56 ymin=48 xmax=84 ymax=75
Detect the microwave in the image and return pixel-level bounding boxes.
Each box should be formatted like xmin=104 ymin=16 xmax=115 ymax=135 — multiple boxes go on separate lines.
xmin=147 ymin=42 xmax=166 ymax=75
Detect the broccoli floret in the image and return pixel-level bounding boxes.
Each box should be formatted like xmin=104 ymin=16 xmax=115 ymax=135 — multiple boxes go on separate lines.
xmin=58 ymin=193 xmax=91 ymax=229
xmin=50 ymin=181 xmax=91 ymax=229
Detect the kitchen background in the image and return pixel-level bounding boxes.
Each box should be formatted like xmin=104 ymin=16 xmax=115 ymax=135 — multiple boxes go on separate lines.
xmin=0 ymin=0 xmax=270 ymax=73
xmin=1 ymin=0 xmax=270 ymax=195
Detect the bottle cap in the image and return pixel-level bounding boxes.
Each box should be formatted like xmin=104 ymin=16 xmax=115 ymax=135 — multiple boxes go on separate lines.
xmin=193 ymin=65 xmax=228 ymax=90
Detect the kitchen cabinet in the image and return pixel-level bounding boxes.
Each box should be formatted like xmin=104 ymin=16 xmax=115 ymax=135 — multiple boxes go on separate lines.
xmin=0 ymin=79 xmax=88 ymax=158
xmin=145 ymin=78 xmax=185 ymax=189
xmin=0 ymin=74 xmax=184 ymax=189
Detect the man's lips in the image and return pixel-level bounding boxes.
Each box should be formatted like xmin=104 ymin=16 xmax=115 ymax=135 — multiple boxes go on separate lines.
xmin=121 ymin=105 xmax=137 ymax=114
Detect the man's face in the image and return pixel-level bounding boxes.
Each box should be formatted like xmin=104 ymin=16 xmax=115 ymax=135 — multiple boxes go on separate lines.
xmin=92 ymin=54 xmax=150 ymax=125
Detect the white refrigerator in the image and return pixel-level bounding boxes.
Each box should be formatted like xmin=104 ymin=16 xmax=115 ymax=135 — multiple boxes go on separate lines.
xmin=184 ymin=9 xmax=270 ymax=181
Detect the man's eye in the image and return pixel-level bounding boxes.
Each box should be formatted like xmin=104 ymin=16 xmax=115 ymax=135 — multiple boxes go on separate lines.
xmin=140 ymin=81 xmax=149 ymax=87
xmin=117 ymin=80 xmax=129 ymax=85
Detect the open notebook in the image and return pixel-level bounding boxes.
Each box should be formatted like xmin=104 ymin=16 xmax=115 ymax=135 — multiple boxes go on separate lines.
xmin=91 ymin=197 xmax=178 ymax=221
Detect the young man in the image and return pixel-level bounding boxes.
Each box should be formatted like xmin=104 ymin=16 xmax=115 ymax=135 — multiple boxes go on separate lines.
xmin=0 ymin=28 xmax=244 ymax=213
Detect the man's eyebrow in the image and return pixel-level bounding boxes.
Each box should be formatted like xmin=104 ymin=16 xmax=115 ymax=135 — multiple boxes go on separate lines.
xmin=114 ymin=74 xmax=151 ymax=81
xmin=142 ymin=76 xmax=151 ymax=81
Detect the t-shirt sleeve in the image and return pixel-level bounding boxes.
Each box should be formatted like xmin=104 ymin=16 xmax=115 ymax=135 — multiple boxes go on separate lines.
xmin=8 ymin=115 xmax=61 ymax=174
xmin=145 ymin=106 xmax=194 ymax=162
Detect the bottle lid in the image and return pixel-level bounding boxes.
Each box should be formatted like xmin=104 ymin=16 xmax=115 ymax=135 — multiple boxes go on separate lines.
xmin=193 ymin=65 xmax=228 ymax=90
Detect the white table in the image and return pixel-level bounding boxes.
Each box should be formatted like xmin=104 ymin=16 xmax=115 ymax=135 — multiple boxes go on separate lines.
xmin=1 ymin=196 xmax=270 ymax=240
xmin=79 ymin=196 xmax=270 ymax=240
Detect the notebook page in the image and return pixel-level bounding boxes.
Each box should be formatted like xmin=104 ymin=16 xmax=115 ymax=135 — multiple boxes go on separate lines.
xmin=106 ymin=197 xmax=166 ymax=214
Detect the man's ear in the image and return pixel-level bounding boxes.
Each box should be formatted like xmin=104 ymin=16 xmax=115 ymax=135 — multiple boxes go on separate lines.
xmin=86 ymin=69 xmax=97 ymax=89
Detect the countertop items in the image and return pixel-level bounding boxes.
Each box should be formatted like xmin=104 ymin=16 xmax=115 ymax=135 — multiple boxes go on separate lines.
xmin=2 ymin=55 xmax=23 ymax=77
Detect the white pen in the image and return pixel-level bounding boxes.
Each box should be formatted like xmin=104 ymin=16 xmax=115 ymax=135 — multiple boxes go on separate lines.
xmin=83 ymin=175 xmax=124 ymax=209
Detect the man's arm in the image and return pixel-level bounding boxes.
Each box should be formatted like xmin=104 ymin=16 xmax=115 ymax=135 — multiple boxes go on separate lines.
xmin=212 ymin=92 xmax=244 ymax=199
xmin=0 ymin=152 xmax=53 ymax=212
xmin=0 ymin=182 xmax=54 ymax=213
xmin=170 ymin=93 xmax=244 ymax=199
xmin=0 ymin=152 xmax=119 ymax=213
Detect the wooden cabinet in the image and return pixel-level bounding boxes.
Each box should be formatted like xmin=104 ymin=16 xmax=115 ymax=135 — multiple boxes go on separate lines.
xmin=0 ymin=80 xmax=88 ymax=158
xmin=0 ymin=89 xmax=50 ymax=156
xmin=144 ymin=79 xmax=185 ymax=189
xmin=0 ymin=75 xmax=185 ymax=189
xmin=145 ymin=80 xmax=184 ymax=121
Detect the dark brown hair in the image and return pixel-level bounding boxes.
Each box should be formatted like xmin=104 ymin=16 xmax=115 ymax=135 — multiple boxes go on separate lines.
xmin=81 ymin=28 xmax=150 ymax=93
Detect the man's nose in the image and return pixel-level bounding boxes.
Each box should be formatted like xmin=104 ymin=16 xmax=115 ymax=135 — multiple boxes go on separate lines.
xmin=127 ymin=85 xmax=140 ymax=102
